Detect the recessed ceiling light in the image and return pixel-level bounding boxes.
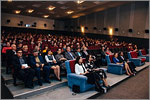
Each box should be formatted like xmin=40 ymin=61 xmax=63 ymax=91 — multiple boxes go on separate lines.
xmin=8 ymin=0 xmax=12 ymax=2
xmin=57 ymin=1 xmax=66 ymax=4
xmin=76 ymin=0 xmax=84 ymax=4
xmin=43 ymin=15 xmax=49 ymax=18
xmin=27 ymin=9 xmax=34 ymax=13
xmin=48 ymin=5 xmax=56 ymax=11
xmin=66 ymin=10 xmax=74 ymax=14
xmin=15 ymin=10 xmax=21 ymax=14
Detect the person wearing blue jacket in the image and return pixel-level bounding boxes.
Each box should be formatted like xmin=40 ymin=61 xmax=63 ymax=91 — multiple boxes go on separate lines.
xmin=113 ymin=53 xmax=133 ymax=76
xmin=30 ymin=50 xmax=51 ymax=86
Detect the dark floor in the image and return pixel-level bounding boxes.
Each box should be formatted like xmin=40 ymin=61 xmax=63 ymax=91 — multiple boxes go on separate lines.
xmin=95 ymin=67 xmax=149 ymax=99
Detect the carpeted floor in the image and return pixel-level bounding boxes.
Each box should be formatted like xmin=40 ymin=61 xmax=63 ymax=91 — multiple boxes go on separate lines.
xmin=95 ymin=67 xmax=149 ymax=99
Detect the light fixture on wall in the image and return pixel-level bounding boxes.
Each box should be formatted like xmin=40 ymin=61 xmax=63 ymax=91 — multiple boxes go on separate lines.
xmin=109 ymin=27 xmax=113 ymax=36
xmin=15 ymin=10 xmax=21 ymax=14
xmin=43 ymin=15 xmax=49 ymax=18
xmin=81 ymin=26 xmax=85 ymax=33
xmin=27 ymin=9 xmax=34 ymax=13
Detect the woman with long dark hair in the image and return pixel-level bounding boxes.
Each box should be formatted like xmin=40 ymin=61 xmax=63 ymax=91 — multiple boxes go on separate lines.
xmin=75 ymin=56 xmax=107 ymax=92
xmin=113 ymin=53 xmax=133 ymax=76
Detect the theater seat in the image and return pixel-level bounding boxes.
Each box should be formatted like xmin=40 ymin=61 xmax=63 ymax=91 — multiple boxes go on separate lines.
xmin=65 ymin=59 xmax=103 ymax=92
xmin=139 ymin=49 xmax=149 ymax=62
xmin=128 ymin=51 xmax=146 ymax=66
xmin=106 ymin=55 xmax=126 ymax=75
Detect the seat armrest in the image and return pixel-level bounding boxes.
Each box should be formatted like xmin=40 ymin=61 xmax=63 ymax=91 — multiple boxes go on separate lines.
xmin=108 ymin=63 xmax=124 ymax=67
xmin=67 ymin=73 xmax=87 ymax=81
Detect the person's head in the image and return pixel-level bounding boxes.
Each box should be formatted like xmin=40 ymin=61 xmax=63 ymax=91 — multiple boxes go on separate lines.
xmin=119 ymin=51 xmax=124 ymax=56
xmin=106 ymin=47 xmax=109 ymax=50
xmin=114 ymin=52 xmax=118 ymax=58
xmin=101 ymin=46 xmax=105 ymax=51
xmin=75 ymin=56 xmax=83 ymax=64
xmin=6 ymin=42 xmax=10 ymax=47
xmin=47 ymin=49 xmax=53 ymax=55
xmin=57 ymin=48 xmax=62 ymax=54
xmin=16 ymin=49 xmax=22 ymax=57
xmin=86 ymin=55 xmax=93 ymax=62
xmin=22 ymin=45 xmax=28 ymax=51
xmin=66 ymin=46 xmax=71 ymax=52
xmin=83 ymin=46 xmax=87 ymax=51
xmin=76 ymin=48 xmax=81 ymax=52
xmin=33 ymin=50 xmax=39 ymax=57
xmin=11 ymin=44 xmax=16 ymax=51
xmin=44 ymin=46 xmax=48 ymax=50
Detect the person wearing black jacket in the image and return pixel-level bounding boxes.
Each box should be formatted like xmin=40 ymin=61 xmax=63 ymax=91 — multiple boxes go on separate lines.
xmin=100 ymin=46 xmax=107 ymax=65
xmin=12 ymin=49 xmax=35 ymax=89
xmin=85 ymin=55 xmax=109 ymax=88
xmin=6 ymin=44 xmax=17 ymax=74
xmin=118 ymin=51 xmax=136 ymax=73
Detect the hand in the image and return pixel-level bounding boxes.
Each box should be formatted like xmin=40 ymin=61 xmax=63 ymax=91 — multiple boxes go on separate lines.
xmin=36 ymin=63 xmax=40 ymax=67
xmin=53 ymin=60 xmax=57 ymax=63
xmin=41 ymin=64 xmax=44 ymax=67
xmin=21 ymin=66 xmax=25 ymax=69
xmin=28 ymin=66 xmax=31 ymax=68
xmin=85 ymin=71 xmax=89 ymax=74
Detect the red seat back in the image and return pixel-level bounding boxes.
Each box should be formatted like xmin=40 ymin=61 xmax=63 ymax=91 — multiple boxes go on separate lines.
xmin=141 ymin=58 xmax=146 ymax=63
xmin=69 ymin=60 xmax=76 ymax=73
xmin=109 ymin=55 xmax=113 ymax=63
xmin=130 ymin=51 xmax=138 ymax=58
xmin=141 ymin=50 xmax=146 ymax=55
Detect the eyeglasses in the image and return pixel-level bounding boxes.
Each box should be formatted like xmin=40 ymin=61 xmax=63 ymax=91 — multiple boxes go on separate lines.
xmin=18 ymin=52 xmax=22 ymax=53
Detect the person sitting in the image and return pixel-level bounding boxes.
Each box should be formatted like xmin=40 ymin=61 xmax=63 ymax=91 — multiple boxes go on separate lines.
xmin=65 ymin=46 xmax=76 ymax=60
xmin=75 ymin=56 xmax=106 ymax=92
xmin=85 ymin=55 xmax=109 ymax=88
xmin=55 ymin=49 xmax=67 ymax=70
xmin=6 ymin=44 xmax=17 ymax=74
xmin=75 ymin=48 xmax=83 ymax=57
xmin=82 ymin=46 xmax=89 ymax=58
xmin=105 ymin=47 xmax=113 ymax=55
xmin=100 ymin=46 xmax=107 ymax=66
xmin=118 ymin=51 xmax=136 ymax=73
xmin=30 ymin=50 xmax=51 ymax=86
xmin=2 ymin=41 xmax=12 ymax=54
xmin=42 ymin=45 xmax=48 ymax=53
xmin=45 ymin=50 xmax=61 ymax=81
xmin=113 ymin=53 xmax=134 ymax=76
xmin=12 ymin=49 xmax=35 ymax=89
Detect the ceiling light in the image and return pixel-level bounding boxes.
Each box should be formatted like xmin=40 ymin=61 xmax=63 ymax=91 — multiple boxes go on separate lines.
xmin=8 ymin=0 xmax=12 ymax=2
xmin=27 ymin=9 xmax=34 ymax=13
xmin=15 ymin=10 xmax=21 ymax=14
xmin=76 ymin=0 xmax=84 ymax=4
xmin=66 ymin=10 xmax=74 ymax=14
xmin=43 ymin=15 xmax=49 ymax=18
xmin=48 ymin=6 xmax=56 ymax=11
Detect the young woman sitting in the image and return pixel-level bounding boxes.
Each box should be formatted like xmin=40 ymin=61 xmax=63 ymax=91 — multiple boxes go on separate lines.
xmin=85 ymin=55 xmax=109 ymax=88
xmin=45 ymin=50 xmax=61 ymax=81
xmin=113 ymin=53 xmax=134 ymax=76
xmin=75 ymin=56 xmax=106 ymax=92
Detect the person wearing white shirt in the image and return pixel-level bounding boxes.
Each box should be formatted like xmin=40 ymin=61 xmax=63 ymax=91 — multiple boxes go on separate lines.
xmin=45 ymin=50 xmax=61 ymax=81
xmin=75 ymin=56 xmax=106 ymax=92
